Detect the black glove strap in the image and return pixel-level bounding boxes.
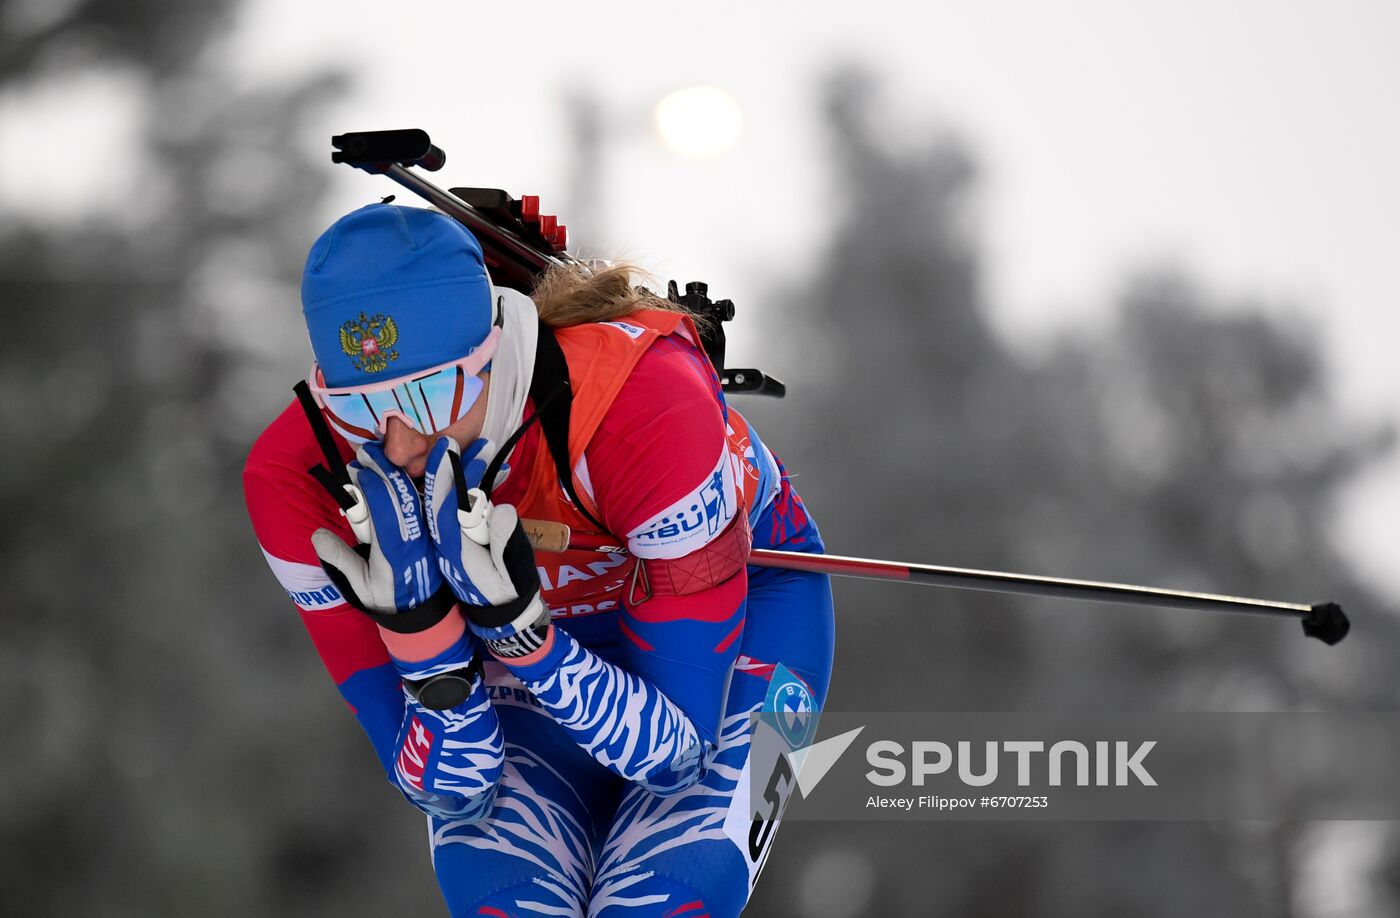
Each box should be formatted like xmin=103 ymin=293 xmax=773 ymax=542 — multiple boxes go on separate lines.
xmin=464 ymin=588 xmax=540 ymax=630
xmin=364 ymin=586 xmax=460 ymax=635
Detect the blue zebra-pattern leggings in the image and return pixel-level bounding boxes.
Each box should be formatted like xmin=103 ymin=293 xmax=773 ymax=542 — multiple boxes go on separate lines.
xmin=427 ymin=564 xmax=834 ymax=918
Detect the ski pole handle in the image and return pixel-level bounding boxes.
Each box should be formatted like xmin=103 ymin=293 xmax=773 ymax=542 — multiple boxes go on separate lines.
xmin=521 ymin=518 xmax=576 ymax=554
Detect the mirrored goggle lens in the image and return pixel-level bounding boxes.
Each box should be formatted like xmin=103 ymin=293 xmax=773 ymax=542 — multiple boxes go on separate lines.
xmin=320 ymin=369 xmax=484 ymax=444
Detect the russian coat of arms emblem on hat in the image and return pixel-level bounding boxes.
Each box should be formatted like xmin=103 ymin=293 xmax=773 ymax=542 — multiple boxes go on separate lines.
xmin=339 ymin=313 xmax=400 ymax=374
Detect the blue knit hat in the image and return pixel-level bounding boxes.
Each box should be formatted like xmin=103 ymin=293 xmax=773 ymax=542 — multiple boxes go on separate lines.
xmin=302 ymin=203 xmax=494 ymax=387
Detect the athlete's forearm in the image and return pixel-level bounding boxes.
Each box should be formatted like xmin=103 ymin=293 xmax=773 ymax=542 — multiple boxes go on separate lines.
xmin=502 ymin=625 xmax=708 ymax=795
xmin=388 ymin=678 xmax=504 ymax=821
xmin=384 ymin=622 xmax=505 ymax=821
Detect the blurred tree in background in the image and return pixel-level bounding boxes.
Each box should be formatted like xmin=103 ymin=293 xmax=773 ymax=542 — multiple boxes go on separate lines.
xmin=0 ymin=2 xmax=446 ymax=915
xmin=4 ymin=3 xmax=1398 ymax=914
xmin=743 ymin=68 xmax=1400 ymax=918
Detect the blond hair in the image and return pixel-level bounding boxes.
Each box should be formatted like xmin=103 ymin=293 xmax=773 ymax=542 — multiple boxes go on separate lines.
xmin=530 ymin=262 xmax=702 ymax=329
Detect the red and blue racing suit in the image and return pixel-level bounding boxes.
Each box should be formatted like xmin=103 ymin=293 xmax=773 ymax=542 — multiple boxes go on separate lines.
xmin=244 ymin=323 xmax=834 ymax=917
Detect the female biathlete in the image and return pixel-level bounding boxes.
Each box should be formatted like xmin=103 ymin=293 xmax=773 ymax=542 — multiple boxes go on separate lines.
xmin=243 ymin=202 xmax=834 ymax=917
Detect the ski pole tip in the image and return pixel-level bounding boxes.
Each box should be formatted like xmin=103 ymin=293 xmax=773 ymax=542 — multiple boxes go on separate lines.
xmin=1301 ymin=602 xmax=1349 ymax=646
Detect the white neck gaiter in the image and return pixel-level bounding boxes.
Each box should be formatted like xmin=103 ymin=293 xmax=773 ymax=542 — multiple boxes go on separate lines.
xmin=479 ymin=285 xmax=540 ymax=488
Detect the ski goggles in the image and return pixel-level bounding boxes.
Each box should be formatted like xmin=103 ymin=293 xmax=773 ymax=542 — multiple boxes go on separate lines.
xmin=308 ymin=326 xmax=501 ymax=445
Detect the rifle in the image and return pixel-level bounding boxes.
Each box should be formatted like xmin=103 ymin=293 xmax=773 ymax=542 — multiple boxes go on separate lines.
xmin=329 ymin=128 xmax=784 ymax=397
xmin=326 ymin=128 xmax=1350 ymax=646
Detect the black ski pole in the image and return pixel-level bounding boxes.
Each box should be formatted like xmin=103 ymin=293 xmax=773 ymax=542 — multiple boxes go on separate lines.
xmin=542 ymin=525 xmax=1350 ymax=646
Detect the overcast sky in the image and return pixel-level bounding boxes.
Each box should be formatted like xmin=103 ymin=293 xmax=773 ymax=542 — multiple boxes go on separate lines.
xmin=5 ymin=0 xmax=1396 ymax=596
